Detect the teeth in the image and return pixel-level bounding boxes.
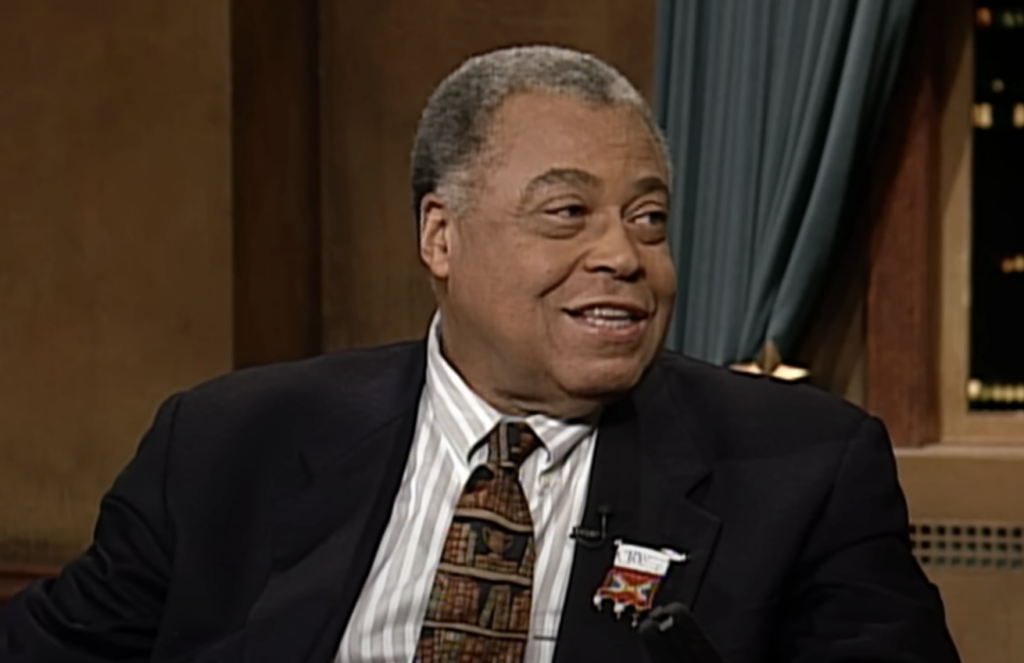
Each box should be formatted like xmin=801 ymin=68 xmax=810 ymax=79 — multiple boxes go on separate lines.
xmin=582 ymin=307 xmax=633 ymax=319
xmin=579 ymin=307 xmax=638 ymax=328
xmin=583 ymin=316 xmax=634 ymax=328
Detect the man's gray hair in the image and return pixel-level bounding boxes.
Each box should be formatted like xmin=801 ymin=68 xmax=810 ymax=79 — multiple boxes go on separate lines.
xmin=410 ymin=45 xmax=668 ymax=223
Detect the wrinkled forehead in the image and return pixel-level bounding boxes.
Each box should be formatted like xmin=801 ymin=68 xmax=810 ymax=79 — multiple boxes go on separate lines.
xmin=479 ymin=92 xmax=671 ymax=190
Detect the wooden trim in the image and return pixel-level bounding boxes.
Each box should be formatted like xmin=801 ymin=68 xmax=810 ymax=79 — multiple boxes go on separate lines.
xmin=897 ymin=444 xmax=1024 ymax=459
xmin=866 ymin=3 xmax=943 ymax=447
xmin=0 ymin=564 xmax=58 ymax=608
xmin=230 ymin=0 xmax=323 ymax=368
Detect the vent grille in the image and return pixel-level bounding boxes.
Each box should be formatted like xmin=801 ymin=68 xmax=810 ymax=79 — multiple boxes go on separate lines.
xmin=910 ymin=521 xmax=1024 ymax=569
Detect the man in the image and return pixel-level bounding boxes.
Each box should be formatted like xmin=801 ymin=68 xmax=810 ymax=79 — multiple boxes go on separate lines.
xmin=0 ymin=46 xmax=959 ymax=662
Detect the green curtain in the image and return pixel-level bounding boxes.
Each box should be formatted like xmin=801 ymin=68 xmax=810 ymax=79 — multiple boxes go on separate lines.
xmin=655 ymin=0 xmax=917 ymax=367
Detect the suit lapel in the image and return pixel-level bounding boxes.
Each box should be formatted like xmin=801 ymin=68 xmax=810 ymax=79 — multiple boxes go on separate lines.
xmin=241 ymin=344 xmax=426 ymax=663
xmin=554 ymin=359 xmax=722 ymax=662
xmin=638 ymin=441 xmax=721 ymax=615
xmin=637 ymin=363 xmax=722 ymax=614
xmin=552 ymin=397 xmax=642 ymax=661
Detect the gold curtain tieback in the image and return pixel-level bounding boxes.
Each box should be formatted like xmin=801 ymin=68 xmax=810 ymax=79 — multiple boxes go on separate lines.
xmin=729 ymin=340 xmax=809 ymax=382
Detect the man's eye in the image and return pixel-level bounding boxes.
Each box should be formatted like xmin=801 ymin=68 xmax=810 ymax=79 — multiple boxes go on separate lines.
xmin=635 ymin=210 xmax=668 ymax=225
xmin=549 ymin=205 xmax=588 ymax=218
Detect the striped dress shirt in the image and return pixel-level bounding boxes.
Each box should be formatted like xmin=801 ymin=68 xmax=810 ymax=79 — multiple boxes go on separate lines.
xmin=336 ymin=316 xmax=598 ymax=663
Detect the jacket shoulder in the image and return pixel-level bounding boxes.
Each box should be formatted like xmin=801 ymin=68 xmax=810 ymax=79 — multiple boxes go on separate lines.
xmin=182 ymin=340 xmax=423 ymax=411
xmin=159 ymin=341 xmax=425 ymax=464
xmin=650 ymin=352 xmax=872 ymax=457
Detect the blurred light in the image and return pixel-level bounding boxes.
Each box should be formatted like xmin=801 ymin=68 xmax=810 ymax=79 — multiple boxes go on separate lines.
xmin=975 ymin=103 xmax=993 ymax=128
xmin=968 ymin=380 xmax=1024 ymax=404
xmin=999 ymin=255 xmax=1024 ymax=273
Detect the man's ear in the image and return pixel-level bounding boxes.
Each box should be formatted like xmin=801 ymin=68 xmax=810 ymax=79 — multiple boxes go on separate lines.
xmin=419 ymin=193 xmax=451 ymax=280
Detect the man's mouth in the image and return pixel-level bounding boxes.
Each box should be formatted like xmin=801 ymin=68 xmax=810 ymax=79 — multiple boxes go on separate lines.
xmin=565 ymin=304 xmax=651 ymax=330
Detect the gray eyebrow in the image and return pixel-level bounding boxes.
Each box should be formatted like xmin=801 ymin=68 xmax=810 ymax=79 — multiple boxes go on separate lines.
xmin=629 ymin=175 xmax=670 ymax=199
xmin=519 ymin=168 xmax=601 ymax=203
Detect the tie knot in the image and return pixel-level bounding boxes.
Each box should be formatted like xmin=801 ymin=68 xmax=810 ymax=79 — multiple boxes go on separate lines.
xmin=486 ymin=421 xmax=540 ymax=469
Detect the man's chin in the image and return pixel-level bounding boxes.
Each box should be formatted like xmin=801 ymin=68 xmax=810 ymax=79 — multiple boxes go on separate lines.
xmin=557 ymin=359 xmax=650 ymax=403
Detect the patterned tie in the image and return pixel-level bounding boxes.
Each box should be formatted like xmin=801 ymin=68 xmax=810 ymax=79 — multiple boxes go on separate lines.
xmin=415 ymin=421 xmax=541 ymax=663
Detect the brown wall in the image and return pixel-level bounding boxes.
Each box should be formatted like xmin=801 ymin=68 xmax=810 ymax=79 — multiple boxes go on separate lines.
xmin=0 ymin=0 xmax=659 ymax=568
xmin=0 ymin=0 xmax=658 ymax=569
xmin=319 ymin=0 xmax=657 ymax=349
xmin=232 ymin=0 xmax=322 ymax=368
xmin=0 ymin=2 xmax=232 ymax=563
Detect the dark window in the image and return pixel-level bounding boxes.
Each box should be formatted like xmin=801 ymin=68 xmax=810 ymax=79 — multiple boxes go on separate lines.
xmin=970 ymin=4 xmax=1024 ymax=411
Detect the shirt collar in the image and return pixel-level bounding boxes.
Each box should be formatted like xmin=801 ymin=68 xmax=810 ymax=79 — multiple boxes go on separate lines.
xmin=423 ymin=313 xmax=596 ymax=468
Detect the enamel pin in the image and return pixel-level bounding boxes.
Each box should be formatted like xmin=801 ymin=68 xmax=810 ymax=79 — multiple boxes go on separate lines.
xmin=593 ymin=539 xmax=688 ymax=625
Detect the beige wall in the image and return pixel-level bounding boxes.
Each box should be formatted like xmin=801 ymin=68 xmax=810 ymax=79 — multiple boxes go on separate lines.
xmin=898 ymin=449 xmax=1024 ymax=663
xmin=0 ymin=2 xmax=232 ymax=563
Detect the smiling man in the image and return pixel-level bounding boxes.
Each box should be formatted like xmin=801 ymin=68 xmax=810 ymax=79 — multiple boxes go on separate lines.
xmin=0 ymin=46 xmax=959 ymax=663
xmin=417 ymin=86 xmax=676 ymax=419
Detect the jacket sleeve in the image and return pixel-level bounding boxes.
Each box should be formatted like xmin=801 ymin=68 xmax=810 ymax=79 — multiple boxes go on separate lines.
xmin=772 ymin=416 xmax=961 ymax=662
xmin=0 ymin=394 xmax=181 ymax=662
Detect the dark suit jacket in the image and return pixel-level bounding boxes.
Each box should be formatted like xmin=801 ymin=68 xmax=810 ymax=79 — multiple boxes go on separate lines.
xmin=0 ymin=341 xmax=959 ymax=662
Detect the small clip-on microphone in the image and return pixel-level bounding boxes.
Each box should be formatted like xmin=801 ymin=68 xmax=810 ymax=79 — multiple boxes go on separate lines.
xmin=570 ymin=504 xmax=612 ymax=548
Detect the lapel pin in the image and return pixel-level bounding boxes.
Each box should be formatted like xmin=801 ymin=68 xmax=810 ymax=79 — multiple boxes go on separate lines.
xmin=593 ymin=539 xmax=689 ymax=626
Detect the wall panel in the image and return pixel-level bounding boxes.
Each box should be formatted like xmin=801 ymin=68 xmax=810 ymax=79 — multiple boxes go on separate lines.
xmin=0 ymin=1 xmax=232 ymax=563
xmin=898 ymin=449 xmax=1024 ymax=663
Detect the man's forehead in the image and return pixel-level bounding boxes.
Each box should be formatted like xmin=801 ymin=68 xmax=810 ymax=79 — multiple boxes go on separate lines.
xmin=519 ymin=168 xmax=670 ymax=199
xmin=478 ymin=92 xmax=671 ymax=193
xmin=526 ymin=168 xmax=600 ymax=190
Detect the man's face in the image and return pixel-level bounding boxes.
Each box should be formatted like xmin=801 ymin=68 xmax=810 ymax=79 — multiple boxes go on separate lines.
xmin=420 ymin=92 xmax=676 ymax=417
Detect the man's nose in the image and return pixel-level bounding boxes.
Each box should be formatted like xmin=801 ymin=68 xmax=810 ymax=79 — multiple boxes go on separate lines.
xmin=583 ymin=215 xmax=643 ymax=280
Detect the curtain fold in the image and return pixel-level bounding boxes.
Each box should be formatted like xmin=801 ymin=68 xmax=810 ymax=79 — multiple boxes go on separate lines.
xmin=655 ymin=0 xmax=917 ymax=368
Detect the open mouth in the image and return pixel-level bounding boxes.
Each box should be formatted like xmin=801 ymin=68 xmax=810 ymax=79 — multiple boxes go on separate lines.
xmin=565 ymin=305 xmax=650 ymax=330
